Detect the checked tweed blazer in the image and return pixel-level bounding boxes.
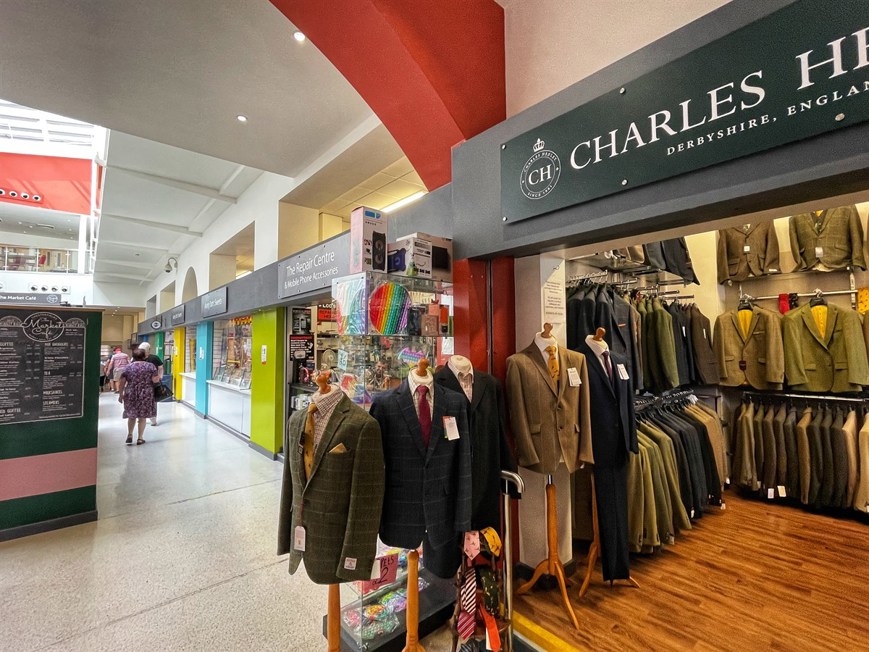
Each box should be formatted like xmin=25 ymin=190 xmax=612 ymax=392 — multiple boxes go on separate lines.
xmin=370 ymin=380 xmax=472 ymax=550
xmin=277 ymin=393 xmax=384 ymax=585
xmin=506 ymin=342 xmax=593 ymax=474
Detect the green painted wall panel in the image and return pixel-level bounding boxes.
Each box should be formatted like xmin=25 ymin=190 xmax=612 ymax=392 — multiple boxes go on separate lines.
xmin=250 ymin=309 xmax=285 ymax=454
xmin=0 ymin=485 xmax=96 ymax=530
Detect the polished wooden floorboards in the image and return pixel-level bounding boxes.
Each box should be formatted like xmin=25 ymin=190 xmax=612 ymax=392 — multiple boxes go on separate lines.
xmin=514 ymin=492 xmax=869 ymax=651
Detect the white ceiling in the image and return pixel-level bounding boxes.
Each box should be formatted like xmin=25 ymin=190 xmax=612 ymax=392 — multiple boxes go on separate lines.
xmin=0 ymin=0 xmax=383 ymax=179
xmin=0 ymin=202 xmax=81 ymax=241
xmin=95 ymin=131 xmax=263 ymax=283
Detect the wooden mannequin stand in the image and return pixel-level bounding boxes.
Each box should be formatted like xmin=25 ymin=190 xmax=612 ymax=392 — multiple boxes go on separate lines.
xmin=579 ymin=329 xmax=640 ymax=597
xmin=515 ymin=474 xmax=579 ymax=631
xmin=403 ymin=358 xmax=431 ymax=652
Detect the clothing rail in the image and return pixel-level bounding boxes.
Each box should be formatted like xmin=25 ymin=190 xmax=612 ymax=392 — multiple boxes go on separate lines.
xmin=742 ymin=390 xmax=869 ymax=404
xmin=738 ymin=271 xmax=857 ymax=309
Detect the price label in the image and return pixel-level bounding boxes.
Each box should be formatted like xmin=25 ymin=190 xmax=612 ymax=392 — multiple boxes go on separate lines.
xmin=743 ymin=245 xmax=751 ymax=253
xmin=360 ymin=554 xmax=399 ymax=592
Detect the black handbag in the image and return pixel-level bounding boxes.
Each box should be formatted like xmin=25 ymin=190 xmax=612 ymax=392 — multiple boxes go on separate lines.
xmin=153 ymin=381 xmax=170 ymax=400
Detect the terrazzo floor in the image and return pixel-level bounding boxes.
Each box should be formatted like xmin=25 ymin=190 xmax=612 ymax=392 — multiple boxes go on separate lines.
xmin=0 ymin=393 xmax=453 ymax=651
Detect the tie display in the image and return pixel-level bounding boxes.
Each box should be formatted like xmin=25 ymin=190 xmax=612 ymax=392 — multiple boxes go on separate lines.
xmin=602 ymin=350 xmax=614 ymax=384
xmin=545 ymin=345 xmax=559 ymax=380
xmin=417 ymin=385 xmax=432 ymax=448
xmin=303 ymin=402 xmax=318 ymax=480
xmin=456 ymin=565 xmax=476 ymax=642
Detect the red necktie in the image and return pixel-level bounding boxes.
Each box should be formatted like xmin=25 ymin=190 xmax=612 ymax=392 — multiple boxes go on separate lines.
xmin=602 ymin=350 xmax=614 ymax=385
xmin=417 ymin=385 xmax=431 ymax=448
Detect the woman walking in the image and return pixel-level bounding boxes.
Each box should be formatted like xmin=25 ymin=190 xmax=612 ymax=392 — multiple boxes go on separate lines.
xmin=106 ymin=346 xmax=130 ymax=393
xmin=117 ymin=348 xmax=160 ymax=445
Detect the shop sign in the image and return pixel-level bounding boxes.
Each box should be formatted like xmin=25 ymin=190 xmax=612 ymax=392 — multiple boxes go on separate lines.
xmin=166 ymin=305 xmax=186 ymax=327
xmin=201 ymin=287 xmax=228 ymax=318
xmin=501 ymin=0 xmax=869 ymax=223
xmin=278 ymin=235 xmax=349 ymax=299
xmin=0 ymin=292 xmax=62 ymax=305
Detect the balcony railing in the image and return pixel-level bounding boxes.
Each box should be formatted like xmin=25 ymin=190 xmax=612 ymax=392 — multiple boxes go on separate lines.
xmin=1 ymin=246 xmax=79 ymax=273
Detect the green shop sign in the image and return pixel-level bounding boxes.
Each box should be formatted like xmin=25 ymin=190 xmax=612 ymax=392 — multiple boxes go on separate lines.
xmin=501 ymin=0 xmax=869 ymax=223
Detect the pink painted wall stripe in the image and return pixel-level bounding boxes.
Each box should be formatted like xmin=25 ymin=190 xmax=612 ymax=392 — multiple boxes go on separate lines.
xmin=0 ymin=448 xmax=97 ymax=502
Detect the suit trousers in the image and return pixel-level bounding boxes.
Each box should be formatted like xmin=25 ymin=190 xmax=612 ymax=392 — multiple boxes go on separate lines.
xmin=594 ymin=448 xmax=631 ymax=582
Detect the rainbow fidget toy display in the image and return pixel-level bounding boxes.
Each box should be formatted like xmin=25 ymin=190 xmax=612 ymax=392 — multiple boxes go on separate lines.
xmin=368 ymin=281 xmax=411 ymax=335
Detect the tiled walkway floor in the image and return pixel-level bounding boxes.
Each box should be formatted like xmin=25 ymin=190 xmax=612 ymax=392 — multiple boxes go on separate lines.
xmin=0 ymin=394 xmax=451 ymax=651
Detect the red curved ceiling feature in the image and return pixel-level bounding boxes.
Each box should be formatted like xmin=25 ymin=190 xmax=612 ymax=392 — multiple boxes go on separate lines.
xmin=0 ymin=153 xmax=92 ymax=215
xmin=270 ymin=0 xmax=505 ymax=191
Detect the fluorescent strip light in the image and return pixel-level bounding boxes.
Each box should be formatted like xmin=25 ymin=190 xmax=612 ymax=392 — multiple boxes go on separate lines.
xmin=381 ymin=191 xmax=426 ymax=213
xmin=235 ymin=270 xmax=252 ymax=279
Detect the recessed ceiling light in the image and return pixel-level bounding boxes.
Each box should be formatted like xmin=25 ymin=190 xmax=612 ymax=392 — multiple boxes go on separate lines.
xmin=293 ymin=31 xmax=306 ymax=43
xmin=236 ymin=114 xmax=248 ymax=123
xmin=381 ymin=191 xmax=427 ymax=213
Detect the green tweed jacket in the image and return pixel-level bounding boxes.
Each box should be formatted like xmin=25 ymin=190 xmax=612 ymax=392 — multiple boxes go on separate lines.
xmin=788 ymin=205 xmax=865 ymax=271
xmin=782 ymin=303 xmax=869 ymax=394
xmin=277 ymin=393 xmax=385 ymax=585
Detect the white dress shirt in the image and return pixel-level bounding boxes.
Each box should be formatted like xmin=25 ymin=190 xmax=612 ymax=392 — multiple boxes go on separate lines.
xmin=447 ymin=357 xmax=474 ymax=401
xmin=407 ymin=370 xmax=434 ymax=417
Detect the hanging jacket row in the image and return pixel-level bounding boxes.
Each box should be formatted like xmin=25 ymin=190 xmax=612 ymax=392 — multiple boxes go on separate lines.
xmin=730 ymin=399 xmax=869 ymax=514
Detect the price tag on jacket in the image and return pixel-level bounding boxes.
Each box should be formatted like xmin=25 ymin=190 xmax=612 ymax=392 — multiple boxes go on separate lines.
xmin=616 ymin=364 xmax=629 ymax=380
xmin=777 ymin=485 xmax=787 ymax=498
xmin=444 ymin=416 xmax=460 ymax=440
xmin=567 ymin=367 xmax=581 ymax=386
xmin=767 ymin=488 xmax=775 ymax=500
xmin=815 ymin=246 xmax=824 ymax=257
xmin=743 ymin=245 xmax=751 ymax=252
xmin=293 ymin=526 xmax=306 ymax=552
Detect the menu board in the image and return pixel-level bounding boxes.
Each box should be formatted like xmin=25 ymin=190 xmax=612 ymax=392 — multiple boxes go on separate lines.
xmin=0 ymin=309 xmax=87 ymax=425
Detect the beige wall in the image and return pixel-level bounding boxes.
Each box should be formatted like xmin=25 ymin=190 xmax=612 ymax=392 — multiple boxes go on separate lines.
xmin=503 ymin=0 xmax=730 ymax=116
xmin=101 ymin=314 xmax=138 ymax=345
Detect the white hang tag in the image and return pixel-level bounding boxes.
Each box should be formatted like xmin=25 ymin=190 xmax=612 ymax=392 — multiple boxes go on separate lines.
xmin=681 ymin=326 xmax=687 ymax=337
xmin=777 ymin=485 xmax=787 ymax=498
xmin=293 ymin=526 xmax=306 ymax=552
xmin=703 ymin=328 xmax=708 ymax=340
xmin=767 ymin=488 xmax=775 ymax=500
xmin=343 ymin=557 xmax=357 ymax=571
xmin=815 ymin=246 xmax=824 ymax=258
xmin=443 ymin=416 xmax=460 ymax=440
xmin=567 ymin=367 xmax=581 ymax=386
xmin=743 ymin=245 xmax=751 ymax=253
xmin=616 ymin=364 xmax=629 ymax=381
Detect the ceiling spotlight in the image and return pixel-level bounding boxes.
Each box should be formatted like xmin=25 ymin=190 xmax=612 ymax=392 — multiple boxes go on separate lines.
xmin=293 ymin=31 xmax=306 ymax=43
xmin=20 ymin=193 xmax=29 ymax=199
xmin=236 ymin=114 xmax=248 ymax=123
xmin=33 ymin=195 xmax=41 ymax=202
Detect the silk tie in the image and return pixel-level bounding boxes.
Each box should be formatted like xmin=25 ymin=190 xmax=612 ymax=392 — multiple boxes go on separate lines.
xmin=545 ymin=345 xmax=559 ymax=381
xmin=303 ymin=402 xmax=318 ymax=480
xmin=456 ymin=565 xmax=476 ymax=642
xmin=417 ymin=385 xmax=431 ymax=448
xmin=602 ymin=350 xmax=614 ymax=385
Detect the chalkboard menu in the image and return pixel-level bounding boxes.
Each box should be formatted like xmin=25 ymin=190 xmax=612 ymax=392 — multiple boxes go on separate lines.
xmin=0 ymin=309 xmax=87 ymax=425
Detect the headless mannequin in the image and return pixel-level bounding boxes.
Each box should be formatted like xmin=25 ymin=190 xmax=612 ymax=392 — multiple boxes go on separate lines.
xmin=585 ymin=328 xmax=611 ymax=376
xmin=535 ymin=322 xmax=558 ymax=363
xmin=448 ymin=354 xmax=473 ymax=376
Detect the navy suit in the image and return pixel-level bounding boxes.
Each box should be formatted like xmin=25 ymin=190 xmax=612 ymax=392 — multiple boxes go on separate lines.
xmin=576 ymin=342 xmax=638 ymax=582
xmin=370 ymin=379 xmax=471 ymax=578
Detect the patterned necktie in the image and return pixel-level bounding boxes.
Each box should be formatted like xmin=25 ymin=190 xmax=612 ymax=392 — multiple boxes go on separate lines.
xmin=456 ymin=565 xmax=476 ymax=643
xmin=545 ymin=345 xmax=559 ymax=381
xmin=303 ymin=402 xmax=318 ymax=480
xmin=417 ymin=385 xmax=431 ymax=448
xmin=458 ymin=372 xmax=473 ymax=401
xmin=601 ymin=350 xmax=614 ymax=385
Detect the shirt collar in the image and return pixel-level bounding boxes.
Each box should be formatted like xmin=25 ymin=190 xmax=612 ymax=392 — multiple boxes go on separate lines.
xmin=408 ymin=370 xmax=433 ymax=395
xmin=448 ymin=358 xmax=474 ymax=381
xmin=313 ymin=385 xmax=343 ymax=413
xmin=584 ymin=335 xmax=609 ymax=359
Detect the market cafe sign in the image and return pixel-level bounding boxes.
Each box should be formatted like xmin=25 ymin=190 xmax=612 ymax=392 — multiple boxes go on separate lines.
xmin=500 ymin=0 xmax=869 ymax=222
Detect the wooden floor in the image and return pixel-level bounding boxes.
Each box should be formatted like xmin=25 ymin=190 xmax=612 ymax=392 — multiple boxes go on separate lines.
xmin=514 ymin=492 xmax=869 ymax=651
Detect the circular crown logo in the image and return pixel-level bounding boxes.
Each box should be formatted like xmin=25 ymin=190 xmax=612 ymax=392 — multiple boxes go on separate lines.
xmin=519 ymin=138 xmax=560 ymax=200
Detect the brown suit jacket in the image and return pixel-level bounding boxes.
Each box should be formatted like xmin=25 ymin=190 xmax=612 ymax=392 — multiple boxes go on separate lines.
xmin=717 ymin=222 xmax=781 ymax=284
xmin=854 ymin=414 xmax=869 ymax=513
xmin=505 ymin=342 xmax=592 ymax=474
xmin=843 ymin=410 xmax=859 ymax=507
xmin=789 ymin=205 xmax=865 ymax=271
xmin=688 ymin=305 xmax=719 ymax=385
xmin=795 ymin=408 xmax=813 ymax=504
xmin=713 ymin=306 xmax=784 ymax=389
xmin=782 ymin=303 xmax=869 ymax=393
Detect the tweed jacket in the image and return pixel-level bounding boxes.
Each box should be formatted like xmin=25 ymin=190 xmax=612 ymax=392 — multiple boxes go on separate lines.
xmin=788 ymin=205 xmax=865 ymax=271
xmin=795 ymin=407 xmax=812 ymax=504
xmin=713 ymin=306 xmax=784 ymax=389
xmin=646 ymin=299 xmax=680 ymax=392
xmin=433 ymin=367 xmax=517 ymax=530
xmin=842 ymin=410 xmax=859 ymax=507
xmin=782 ymin=303 xmax=869 ymax=393
xmin=277 ymin=393 xmax=385 ymax=584
xmin=717 ymin=222 xmax=782 ymax=284
xmin=370 ymin=380 xmax=471 ymax=549
xmin=689 ymin=305 xmax=719 ymax=385
xmin=506 ymin=342 xmax=592 ymax=474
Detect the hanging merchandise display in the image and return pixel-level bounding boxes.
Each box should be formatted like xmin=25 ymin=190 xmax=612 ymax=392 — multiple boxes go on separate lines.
xmin=717 ymin=222 xmax=781 ymax=284
xmin=713 ymin=302 xmax=784 ymax=390
xmin=789 ymin=205 xmax=865 ymax=272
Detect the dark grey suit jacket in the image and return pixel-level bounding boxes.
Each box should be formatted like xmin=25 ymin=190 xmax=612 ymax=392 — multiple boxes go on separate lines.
xmin=277 ymin=393 xmax=385 ymax=584
xmin=370 ymin=380 xmax=472 ymax=549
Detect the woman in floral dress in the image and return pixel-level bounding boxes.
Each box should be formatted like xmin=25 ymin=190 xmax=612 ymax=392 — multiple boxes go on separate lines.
xmin=117 ymin=348 xmax=160 ymax=445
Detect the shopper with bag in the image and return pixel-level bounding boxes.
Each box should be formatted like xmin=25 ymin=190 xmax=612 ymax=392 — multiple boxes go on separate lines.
xmin=138 ymin=342 xmax=164 ymax=426
xmin=117 ymin=349 xmax=160 ymax=445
